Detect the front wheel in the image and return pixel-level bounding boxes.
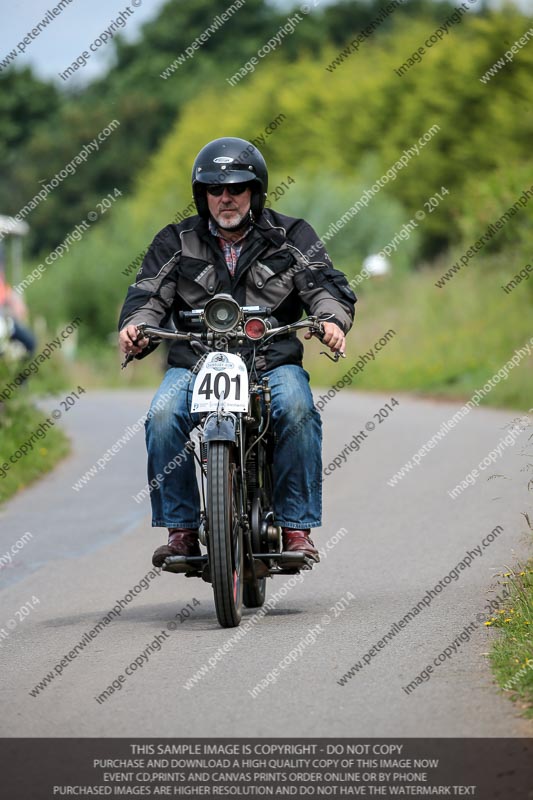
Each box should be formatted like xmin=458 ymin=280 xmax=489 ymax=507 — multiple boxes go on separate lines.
xmin=207 ymin=441 xmax=243 ymax=628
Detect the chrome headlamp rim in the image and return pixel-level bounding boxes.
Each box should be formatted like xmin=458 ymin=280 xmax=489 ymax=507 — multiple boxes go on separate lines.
xmin=203 ymin=294 xmax=242 ymax=334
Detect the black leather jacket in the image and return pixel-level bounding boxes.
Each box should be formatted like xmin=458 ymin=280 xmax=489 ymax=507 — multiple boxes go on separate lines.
xmin=118 ymin=208 xmax=356 ymax=372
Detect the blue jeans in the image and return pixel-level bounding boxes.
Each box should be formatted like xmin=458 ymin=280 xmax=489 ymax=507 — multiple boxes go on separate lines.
xmin=11 ymin=321 xmax=36 ymax=356
xmin=145 ymin=364 xmax=322 ymax=530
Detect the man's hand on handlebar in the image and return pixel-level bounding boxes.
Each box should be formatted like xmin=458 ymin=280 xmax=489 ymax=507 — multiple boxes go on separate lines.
xmin=305 ymin=321 xmax=346 ymax=356
xmin=119 ymin=316 xmax=346 ymax=366
xmin=119 ymin=324 xmax=149 ymax=356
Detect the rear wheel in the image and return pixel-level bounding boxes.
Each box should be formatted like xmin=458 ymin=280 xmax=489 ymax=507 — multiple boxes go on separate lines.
xmin=207 ymin=441 xmax=243 ymax=627
xmin=243 ymin=577 xmax=267 ymax=608
xmin=243 ymin=458 xmax=274 ymax=609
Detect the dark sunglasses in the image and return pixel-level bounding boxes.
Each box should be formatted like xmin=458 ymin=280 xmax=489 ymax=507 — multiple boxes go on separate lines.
xmin=206 ymin=183 xmax=249 ymax=196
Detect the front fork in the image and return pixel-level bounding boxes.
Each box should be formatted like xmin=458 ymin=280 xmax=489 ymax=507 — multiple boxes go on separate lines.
xmin=195 ymin=411 xmax=249 ymax=546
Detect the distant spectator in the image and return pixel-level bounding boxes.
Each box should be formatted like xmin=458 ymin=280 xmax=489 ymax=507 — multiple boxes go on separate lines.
xmin=0 ymin=246 xmax=36 ymax=357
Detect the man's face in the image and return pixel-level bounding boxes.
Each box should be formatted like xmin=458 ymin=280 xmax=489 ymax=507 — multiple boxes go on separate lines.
xmin=206 ymin=183 xmax=252 ymax=231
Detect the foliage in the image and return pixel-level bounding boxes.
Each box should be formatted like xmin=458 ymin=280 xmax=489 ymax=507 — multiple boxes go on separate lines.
xmin=308 ymin=247 xmax=533 ymax=410
xmin=488 ymin=562 xmax=533 ymax=717
xmin=457 ymin=160 xmax=533 ymax=258
xmin=1 ymin=0 xmax=531 ymax=410
xmin=278 ymin=164 xmax=417 ymax=275
xmin=1 ymin=0 xmax=466 ymax=254
xmin=485 ymin=416 xmax=533 ymax=716
xmin=114 ymin=7 xmax=533 ymax=264
xmin=0 ymin=67 xmax=60 ymax=190
xmin=0 ymin=397 xmax=70 ymax=505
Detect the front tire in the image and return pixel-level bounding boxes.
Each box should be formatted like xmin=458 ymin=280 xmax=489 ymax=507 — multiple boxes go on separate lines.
xmin=207 ymin=441 xmax=243 ymax=628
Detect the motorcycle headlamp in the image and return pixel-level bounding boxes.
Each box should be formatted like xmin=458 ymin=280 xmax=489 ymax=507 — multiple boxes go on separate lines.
xmin=204 ymin=294 xmax=242 ymax=333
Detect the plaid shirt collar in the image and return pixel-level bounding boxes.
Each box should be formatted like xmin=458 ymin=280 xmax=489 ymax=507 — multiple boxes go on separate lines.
xmin=208 ymin=217 xmax=253 ymax=277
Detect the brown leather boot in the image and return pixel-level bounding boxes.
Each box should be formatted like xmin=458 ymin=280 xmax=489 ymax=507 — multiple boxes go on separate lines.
xmin=281 ymin=528 xmax=320 ymax=561
xmin=152 ymin=528 xmax=201 ymax=568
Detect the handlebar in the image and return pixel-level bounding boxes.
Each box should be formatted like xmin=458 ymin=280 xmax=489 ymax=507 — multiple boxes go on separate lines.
xmin=121 ymin=315 xmax=344 ymax=368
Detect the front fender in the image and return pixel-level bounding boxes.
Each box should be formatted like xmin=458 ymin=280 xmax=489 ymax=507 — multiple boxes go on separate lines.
xmin=203 ymin=413 xmax=237 ymax=443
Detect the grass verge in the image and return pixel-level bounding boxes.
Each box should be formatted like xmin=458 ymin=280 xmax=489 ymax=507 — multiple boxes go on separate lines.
xmin=306 ymin=250 xmax=533 ymax=410
xmin=486 ymin=562 xmax=533 ymax=717
xmin=0 ymin=398 xmax=70 ymax=505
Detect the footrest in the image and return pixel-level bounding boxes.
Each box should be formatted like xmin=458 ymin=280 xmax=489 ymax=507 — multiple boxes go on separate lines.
xmin=280 ymin=551 xmax=319 ymax=562
xmin=162 ymin=555 xmax=208 ymax=574
xmin=253 ymin=552 xmax=309 ymax=561
xmin=267 ymin=551 xmax=319 ymax=572
xmin=282 ymin=557 xmax=316 ymax=572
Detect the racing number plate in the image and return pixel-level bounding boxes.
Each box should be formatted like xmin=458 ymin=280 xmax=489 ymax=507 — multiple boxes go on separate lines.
xmin=191 ymin=352 xmax=248 ymax=413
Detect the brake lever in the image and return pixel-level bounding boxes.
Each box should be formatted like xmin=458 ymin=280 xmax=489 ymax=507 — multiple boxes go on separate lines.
xmin=121 ymin=352 xmax=134 ymax=369
xmin=320 ymin=350 xmax=343 ymax=362
xmin=311 ymin=320 xmax=345 ymax=363
xmin=121 ymin=326 xmax=150 ymax=369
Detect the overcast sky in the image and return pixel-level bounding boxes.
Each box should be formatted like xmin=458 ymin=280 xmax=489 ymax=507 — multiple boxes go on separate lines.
xmin=1 ymin=0 xmax=170 ymax=85
xmin=1 ymin=0 xmax=531 ymax=86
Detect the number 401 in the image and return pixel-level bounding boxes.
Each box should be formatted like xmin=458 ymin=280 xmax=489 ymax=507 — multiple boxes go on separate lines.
xmin=198 ymin=372 xmax=241 ymax=400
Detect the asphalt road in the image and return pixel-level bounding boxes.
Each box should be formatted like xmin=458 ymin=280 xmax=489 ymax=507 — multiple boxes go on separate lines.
xmin=0 ymin=388 xmax=531 ymax=737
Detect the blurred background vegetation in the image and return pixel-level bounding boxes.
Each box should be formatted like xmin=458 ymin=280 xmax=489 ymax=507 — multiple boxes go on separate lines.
xmin=1 ymin=0 xmax=530 ymax=709
xmin=0 ymin=0 xmax=531 ymax=411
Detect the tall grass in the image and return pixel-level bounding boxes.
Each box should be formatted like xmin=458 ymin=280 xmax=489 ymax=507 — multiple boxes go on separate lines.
xmin=307 ymin=249 xmax=533 ymax=410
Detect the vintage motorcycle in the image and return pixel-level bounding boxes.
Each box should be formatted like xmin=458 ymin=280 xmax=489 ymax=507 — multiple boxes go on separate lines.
xmin=123 ymin=294 xmax=340 ymax=628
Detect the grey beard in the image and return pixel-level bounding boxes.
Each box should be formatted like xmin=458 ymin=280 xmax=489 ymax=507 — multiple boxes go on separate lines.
xmin=214 ymin=210 xmax=251 ymax=232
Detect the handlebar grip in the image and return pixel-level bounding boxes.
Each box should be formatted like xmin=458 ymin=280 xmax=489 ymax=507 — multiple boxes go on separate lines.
xmin=311 ymin=320 xmax=326 ymax=341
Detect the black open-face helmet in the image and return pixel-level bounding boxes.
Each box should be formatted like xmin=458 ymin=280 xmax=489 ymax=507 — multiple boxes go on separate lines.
xmin=192 ymin=137 xmax=268 ymax=220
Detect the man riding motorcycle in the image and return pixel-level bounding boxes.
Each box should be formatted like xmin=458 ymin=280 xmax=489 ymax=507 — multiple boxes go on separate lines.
xmin=118 ymin=137 xmax=356 ymax=568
